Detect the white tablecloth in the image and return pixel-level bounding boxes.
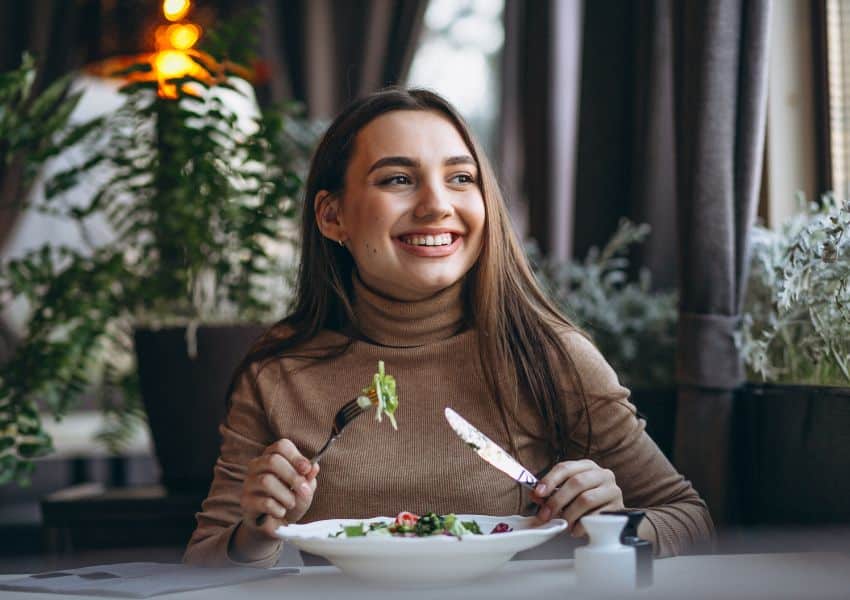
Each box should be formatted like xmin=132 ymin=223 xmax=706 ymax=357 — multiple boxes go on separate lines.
xmin=2 ymin=553 xmax=849 ymax=600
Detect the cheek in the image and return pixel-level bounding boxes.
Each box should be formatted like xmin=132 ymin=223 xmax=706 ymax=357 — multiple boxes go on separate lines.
xmin=465 ymin=200 xmax=486 ymax=239
xmin=350 ymin=200 xmax=394 ymax=233
xmin=351 ymin=213 xmax=392 ymax=257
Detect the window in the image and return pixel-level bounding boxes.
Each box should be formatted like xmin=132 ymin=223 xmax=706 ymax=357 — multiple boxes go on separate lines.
xmin=826 ymin=0 xmax=850 ymax=201
xmin=405 ymin=0 xmax=505 ymax=159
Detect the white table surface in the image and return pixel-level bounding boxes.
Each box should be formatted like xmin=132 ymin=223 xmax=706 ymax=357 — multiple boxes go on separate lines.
xmin=2 ymin=553 xmax=850 ymax=600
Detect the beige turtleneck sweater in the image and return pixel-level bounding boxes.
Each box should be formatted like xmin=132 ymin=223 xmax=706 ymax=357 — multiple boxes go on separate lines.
xmin=183 ymin=276 xmax=713 ymax=566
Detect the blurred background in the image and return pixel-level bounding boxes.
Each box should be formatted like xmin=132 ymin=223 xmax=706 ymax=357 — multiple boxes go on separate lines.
xmin=1 ymin=0 xmax=849 ymax=571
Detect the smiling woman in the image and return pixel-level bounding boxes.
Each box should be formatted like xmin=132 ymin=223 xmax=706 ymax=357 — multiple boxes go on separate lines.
xmin=314 ymin=110 xmax=485 ymax=301
xmin=182 ymin=88 xmax=714 ymax=568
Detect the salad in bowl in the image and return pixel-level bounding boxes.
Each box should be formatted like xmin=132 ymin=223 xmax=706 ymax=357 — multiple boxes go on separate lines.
xmin=276 ymin=511 xmax=567 ymax=588
xmin=329 ymin=511 xmax=513 ymax=539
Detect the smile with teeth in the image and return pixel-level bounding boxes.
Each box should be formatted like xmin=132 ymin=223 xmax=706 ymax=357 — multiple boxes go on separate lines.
xmin=400 ymin=233 xmax=456 ymax=247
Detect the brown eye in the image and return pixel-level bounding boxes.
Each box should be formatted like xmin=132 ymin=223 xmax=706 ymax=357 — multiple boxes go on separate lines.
xmin=381 ymin=174 xmax=412 ymax=186
xmin=449 ymin=173 xmax=475 ymax=184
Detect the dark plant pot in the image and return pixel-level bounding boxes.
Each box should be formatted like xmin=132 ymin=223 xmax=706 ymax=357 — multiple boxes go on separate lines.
xmin=736 ymin=383 xmax=850 ymax=526
xmin=630 ymin=387 xmax=677 ymax=461
xmin=134 ymin=324 xmax=267 ymax=493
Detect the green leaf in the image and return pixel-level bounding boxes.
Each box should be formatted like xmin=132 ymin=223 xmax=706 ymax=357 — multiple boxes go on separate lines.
xmin=27 ymin=73 xmax=73 ymax=119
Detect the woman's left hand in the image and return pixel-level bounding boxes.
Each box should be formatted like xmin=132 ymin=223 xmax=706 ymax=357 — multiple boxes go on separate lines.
xmin=530 ymin=458 xmax=624 ymax=537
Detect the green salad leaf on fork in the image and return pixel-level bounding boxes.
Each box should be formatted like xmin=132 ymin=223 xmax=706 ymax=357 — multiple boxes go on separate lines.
xmin=356 ymin=360 xmax=398 ymax=429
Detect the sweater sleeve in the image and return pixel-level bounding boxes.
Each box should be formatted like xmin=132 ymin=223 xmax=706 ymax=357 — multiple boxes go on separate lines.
xmin=182 ymin=364 xmax=282 ymax=567
xmin=559 ymin=331 xmax=715 ymax=557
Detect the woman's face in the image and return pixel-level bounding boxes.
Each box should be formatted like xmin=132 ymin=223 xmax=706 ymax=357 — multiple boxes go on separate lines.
xmin=319 ymin=110 xmax=486 ymax=301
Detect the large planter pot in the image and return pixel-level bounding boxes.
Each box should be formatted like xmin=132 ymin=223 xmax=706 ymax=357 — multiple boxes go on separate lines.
xmin=134 ymin=324 xmax=267 ymax=492
xmin=736 ymin=383 xmax=850 ymax=525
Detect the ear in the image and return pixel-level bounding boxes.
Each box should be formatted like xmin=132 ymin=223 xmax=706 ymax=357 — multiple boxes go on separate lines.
xmin=314 ymin=190 xmax=346 ymax=243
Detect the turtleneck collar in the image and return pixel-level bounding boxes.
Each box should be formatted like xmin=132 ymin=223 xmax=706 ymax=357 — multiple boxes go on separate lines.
xmin=351 ymin=271 xmax=468 ymax=347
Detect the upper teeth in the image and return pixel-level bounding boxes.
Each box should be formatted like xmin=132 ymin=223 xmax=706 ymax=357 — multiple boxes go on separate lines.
xmin=402 ymin=233 xmax=453 ymax=246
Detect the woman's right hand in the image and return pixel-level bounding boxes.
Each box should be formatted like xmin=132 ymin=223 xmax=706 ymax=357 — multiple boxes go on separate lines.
xmin=239 ymin=438 xmax=320 ymax=539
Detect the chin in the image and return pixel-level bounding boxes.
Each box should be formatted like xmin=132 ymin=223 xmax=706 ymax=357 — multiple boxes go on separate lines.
xmin=412 ymin=272 xmax=465 ymax=294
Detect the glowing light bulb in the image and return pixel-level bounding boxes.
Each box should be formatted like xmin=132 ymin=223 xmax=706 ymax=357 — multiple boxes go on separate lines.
xmin=163 ymin=0 xmax=190 ymax=22
xmin=155 ymin=50 xmax=193 ymax=78
xmin=167 ymin=24 xmax=201 ymax=50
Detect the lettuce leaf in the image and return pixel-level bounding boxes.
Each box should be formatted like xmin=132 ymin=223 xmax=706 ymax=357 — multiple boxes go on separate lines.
xmin=356 ymin=360 xmax=398 ymax=429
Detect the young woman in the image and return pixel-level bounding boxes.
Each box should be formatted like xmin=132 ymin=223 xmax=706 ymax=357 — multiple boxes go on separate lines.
xmin=183 ymin=88 xmax=713 ymax=567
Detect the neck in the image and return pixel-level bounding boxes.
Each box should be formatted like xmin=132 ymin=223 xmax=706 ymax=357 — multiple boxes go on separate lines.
xmin=351 ymin=270 xmax=467 ymax=347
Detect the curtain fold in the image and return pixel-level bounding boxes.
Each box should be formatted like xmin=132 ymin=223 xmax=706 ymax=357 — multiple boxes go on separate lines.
xmin=630 ymin=0 xmax=678 ymax=288
xmin=571 ymin=0 xmax=679 ymax=286
xmin=258 ymin=0 xmax=427 ymax=118
xmin=672 ymin=0 xmax=772 ymax=524
xmin=513 ymin=0 xmax=678 ymax=285
xmin=499 ymin=0 xmax=583 ymax=259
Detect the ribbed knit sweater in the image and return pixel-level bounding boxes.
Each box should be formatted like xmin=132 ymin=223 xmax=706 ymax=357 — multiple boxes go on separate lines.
xmin=183 ymin=275 xmax=714 ymax=566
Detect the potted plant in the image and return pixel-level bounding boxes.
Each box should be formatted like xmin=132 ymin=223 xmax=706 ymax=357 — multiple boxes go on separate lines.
xmin=0 ymin=17 xmax=316 ymax=489
xmin=528 ymin=220 xmax=679 ymax=457
xmin=736 ymin=194 xmax=850 ymax=525
xmin=0 ymin=53 xmax=89 ymax=484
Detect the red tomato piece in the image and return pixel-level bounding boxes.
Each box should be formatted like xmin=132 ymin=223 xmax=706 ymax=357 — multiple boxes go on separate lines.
xmin=395 ymin=511 xmax=420 ymax=527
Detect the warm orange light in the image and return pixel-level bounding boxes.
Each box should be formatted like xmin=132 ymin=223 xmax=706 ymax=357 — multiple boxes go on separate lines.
xmin=167 ymin=24 xmax=201 ymax=50
xmin=154 ymin=25 xmax=171 ymax=50
xmin=153 ymin=50 xmax=207 ymax=98
xmin=85 ymin=0 xmax=259 ymax=100
xmin=154 ymin=24 xmax=202 ymax=51
xmin=163 ymin=0 xmax=190 ymax=22
xmin=155 ymin=50 xmax=194 ymax=78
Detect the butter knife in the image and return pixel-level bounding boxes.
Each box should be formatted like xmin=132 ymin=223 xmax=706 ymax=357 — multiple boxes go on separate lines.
xmin=444 ymin=407 xmax=539 ymax=489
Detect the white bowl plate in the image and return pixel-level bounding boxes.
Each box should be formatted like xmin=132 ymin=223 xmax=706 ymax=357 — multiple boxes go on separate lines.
xmin=275 ymin=514 xmax=567 ymax=588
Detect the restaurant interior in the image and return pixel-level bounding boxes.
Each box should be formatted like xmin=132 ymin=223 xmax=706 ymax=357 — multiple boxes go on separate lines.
xmin=0 ymin=0 xmax=849 ymax=597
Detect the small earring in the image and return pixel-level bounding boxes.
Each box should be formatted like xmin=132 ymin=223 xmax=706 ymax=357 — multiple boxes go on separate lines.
xmin=338 ymin=239 xmax=345 ymax=247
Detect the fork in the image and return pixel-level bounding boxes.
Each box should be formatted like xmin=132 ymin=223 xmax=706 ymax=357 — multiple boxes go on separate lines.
xmin=310 ymin=389 xmax=376 ymax=464
xmin=254 ymin=390 xmax=376 ymax=526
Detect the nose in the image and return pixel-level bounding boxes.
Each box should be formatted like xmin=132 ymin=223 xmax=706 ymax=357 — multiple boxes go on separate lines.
xmin=413 ymin=179 xmax=453 ymax=221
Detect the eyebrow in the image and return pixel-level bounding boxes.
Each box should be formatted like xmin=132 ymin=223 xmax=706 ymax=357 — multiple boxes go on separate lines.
xmin=367 ymin=155 xmax=476 ymax=174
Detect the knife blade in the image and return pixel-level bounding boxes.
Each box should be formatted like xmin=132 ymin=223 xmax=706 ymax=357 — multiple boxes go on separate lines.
xmin=444 ymin=407 xmax=539 ymax=490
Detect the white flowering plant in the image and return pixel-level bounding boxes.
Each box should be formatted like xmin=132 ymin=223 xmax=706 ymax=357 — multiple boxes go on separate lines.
xmin=739 ymin=195 xmax=850 ymax=386
xmin=528 ymin=219 xmax=678 ymax=388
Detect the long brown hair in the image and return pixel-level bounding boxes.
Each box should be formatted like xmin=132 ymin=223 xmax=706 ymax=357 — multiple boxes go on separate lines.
xmin=229 ymin=87 xmax=591 ymax=462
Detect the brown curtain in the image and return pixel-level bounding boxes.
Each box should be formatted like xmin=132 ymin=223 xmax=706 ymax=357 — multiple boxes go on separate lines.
xmin=672 ymin=0 xmax=772 ymax=525
xmin=258 ymin=0 xmax=427 ymax=118
xmin=499 ymin=0 xmax=583 ymax=260
xmin=503 ymin=0 xmax=676 ymax=281
xmin=566 ymin=0 xmax=679 ymax=287
xmin=503 ymin=0 xmax=771 ymax=525
xmin=629 ymin=0 xmax=678 ymax=288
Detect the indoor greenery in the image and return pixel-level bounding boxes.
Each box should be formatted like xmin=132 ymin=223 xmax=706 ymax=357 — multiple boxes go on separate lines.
xmin=739 ymin=194 xmax=850 ymax=386
xmin=0 ymin=16 xmax=312 ymax=484
xmin=0 ymin=53 xmax=86 ymax=185
xmin=0 ymin=54 xmax=88 ymax=484
xmin=529 ymin=219 xmax=679 ymax=388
